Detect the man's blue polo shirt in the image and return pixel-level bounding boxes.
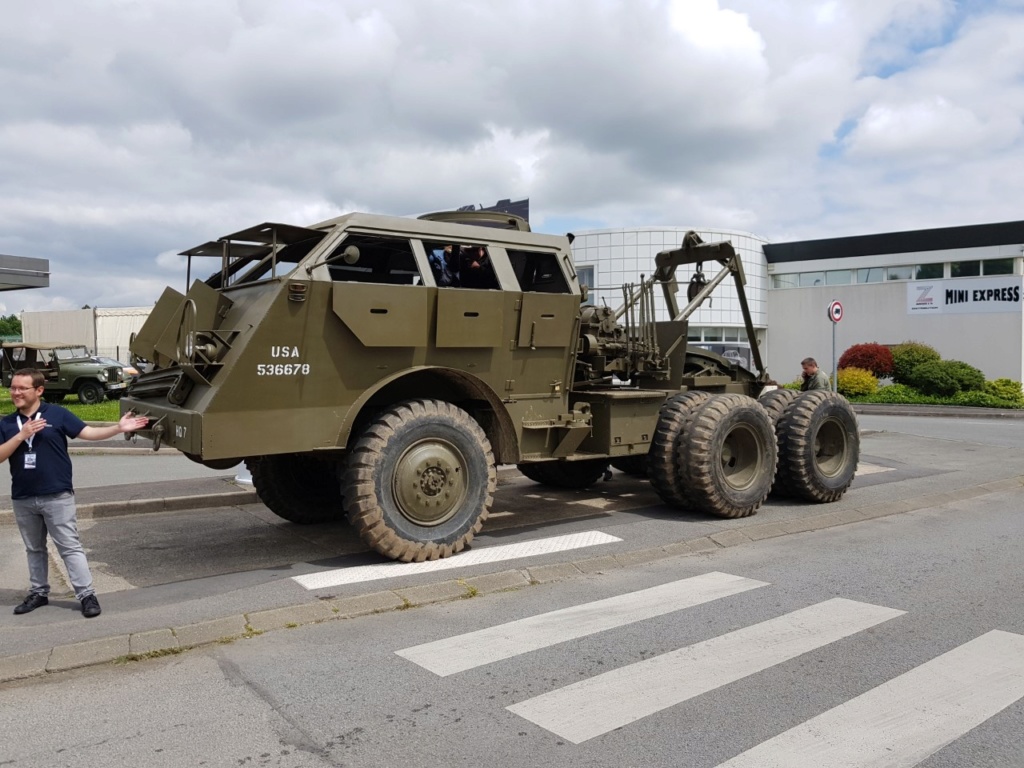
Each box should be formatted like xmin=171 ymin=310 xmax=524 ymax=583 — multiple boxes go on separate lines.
xmin=0 ymin=403 xmax=85 ymax=499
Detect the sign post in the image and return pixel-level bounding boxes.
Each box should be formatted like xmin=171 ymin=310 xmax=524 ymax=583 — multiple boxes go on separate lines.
xmin=828 ymin=300 xmax=843 ymax=392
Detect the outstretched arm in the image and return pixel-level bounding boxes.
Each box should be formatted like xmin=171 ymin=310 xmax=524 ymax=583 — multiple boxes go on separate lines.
xmin=77 ymin=413 xmax=149 ymax=442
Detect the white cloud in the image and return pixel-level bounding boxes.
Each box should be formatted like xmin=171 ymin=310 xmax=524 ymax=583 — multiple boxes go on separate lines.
xmin=0 ymin=0 xmax=1022 ymax=312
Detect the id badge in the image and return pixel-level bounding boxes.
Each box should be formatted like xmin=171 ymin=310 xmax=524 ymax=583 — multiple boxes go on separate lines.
xmin=24 ymin=451 xmax=36 ymax=470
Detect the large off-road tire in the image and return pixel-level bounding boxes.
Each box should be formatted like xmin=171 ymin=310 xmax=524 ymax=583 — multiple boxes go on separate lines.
xmin=344 ymin=399 xmax=496 ymax=562
xmin=648 ymin=391 xmax=711 ymax=507
xmin=758 ymin=388 xmax=799 ymax=427
xmin=677 ymin=393 xmax=777 ymax=519
xmin=43 ymin=393 xmax=66 ymax=404
xmin=516 ymin=458 xmax=609 ymax=490
xmin=774 ymin=390 xmax=859 ymax=502
xmin=76 ymin=381 xmax=104 ymax=405
xmin=246 ymin=453 xmax=344 ymax=524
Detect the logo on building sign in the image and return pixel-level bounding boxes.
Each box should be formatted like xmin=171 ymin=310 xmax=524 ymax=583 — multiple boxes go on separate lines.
xmin=828 ymin=300 xmax=843 ymax=323
xmin=907 ymin=276 xmax=1024 ymax=315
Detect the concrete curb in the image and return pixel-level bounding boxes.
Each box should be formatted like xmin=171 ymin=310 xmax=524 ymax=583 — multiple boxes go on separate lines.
xmin=0 ymin=490 xmax=259 ymax=525
xmin=851 ymin=404 xmax=1024 ymax=419
xmin=3 ymin=473 xmax=1021 ymax=684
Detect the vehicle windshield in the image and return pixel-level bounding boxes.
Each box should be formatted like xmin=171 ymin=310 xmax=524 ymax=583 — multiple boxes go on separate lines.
xmin=53 ymin=346 xmax=91 ymax=361
xmin=180 ymin=223 xmax=329 ymax=290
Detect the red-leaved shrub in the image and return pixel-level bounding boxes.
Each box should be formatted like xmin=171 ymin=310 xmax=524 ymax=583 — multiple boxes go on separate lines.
xmin=838 ymin=342 xmax=894 ymax=378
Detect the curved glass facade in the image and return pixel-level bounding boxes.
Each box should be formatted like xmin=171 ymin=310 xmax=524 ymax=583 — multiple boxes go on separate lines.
xmin=569 ymin=226 xmax=769 ymax=346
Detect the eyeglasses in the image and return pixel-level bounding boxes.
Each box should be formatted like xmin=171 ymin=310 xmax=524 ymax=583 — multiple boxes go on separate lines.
xmin=9 ymin=387 xmax=39 ymax=393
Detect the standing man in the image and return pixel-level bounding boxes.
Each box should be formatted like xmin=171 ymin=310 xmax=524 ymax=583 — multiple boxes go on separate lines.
xmin=800 ymin=357 xmax=831 ymax=391
xmin=1 ymin=368 xmax=148 ymax=618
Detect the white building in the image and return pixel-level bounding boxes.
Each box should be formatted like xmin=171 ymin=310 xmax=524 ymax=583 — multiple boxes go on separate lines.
xmin=570 ymin=226 xmax=769 ymax=369
xmin=572 ymin=221 xmax=1024 ymax=384
xmin=763 ymin=221 xmax=1024 ymax=383
xmin=21 ymin=306 xmax=152 ymax=360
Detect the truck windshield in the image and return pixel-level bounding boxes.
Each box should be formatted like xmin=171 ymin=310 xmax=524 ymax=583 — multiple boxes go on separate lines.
xmin=179 ymin=223 xmax=329 ymax=290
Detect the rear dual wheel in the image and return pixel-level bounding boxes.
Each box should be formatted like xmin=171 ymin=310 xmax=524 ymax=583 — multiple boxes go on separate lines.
xmin=774 ymin=390 xmax=859 ymax=502
xmin=649 ymin=391 xmax=711 ymax=508
xmin=677 ymin=394 xmax=777 ymax=519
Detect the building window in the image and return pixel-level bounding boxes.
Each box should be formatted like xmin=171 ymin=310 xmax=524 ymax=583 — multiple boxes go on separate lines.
xmin=950 ymin=260 xmax=980 ymax=278
xmin=983 ymin=258 xmax=1014 ymax=276
xmin=690 ymin=326 xmax=750 ymax=343
xmin=915 ymin=263 xmax=943 ymax=279
xmin=771 ymin=274 xmax=799 ymax=289
xmin=799 ymin=272 xmax=825 ymax=287
xmin=857 ymin=267 xmax=885 ymax=283
xmin=826 ymin=270 xmax=852 ymax=285
xmin=887 ymin=266 xmax=913 ymax=281
xmin=576 ymin=265 xmax=596 ymax=289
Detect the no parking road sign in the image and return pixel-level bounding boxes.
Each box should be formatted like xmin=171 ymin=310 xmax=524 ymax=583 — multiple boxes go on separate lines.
xmin=828 ymin=300 xmax=843 ymax=323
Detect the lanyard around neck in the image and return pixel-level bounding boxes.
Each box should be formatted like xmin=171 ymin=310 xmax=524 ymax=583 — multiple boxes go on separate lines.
xmin=16 ymin=412 xmax=42 ymax=451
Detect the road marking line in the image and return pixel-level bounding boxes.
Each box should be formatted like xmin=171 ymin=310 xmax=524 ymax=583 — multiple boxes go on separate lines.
xmin=291 ymin=531 xmax=622 ymax=590
xmin=507 ymin=598 xmax=905 ymax=744
xmin=856 ymin=462 xmax=894 ymax=476
xmin=396 ymin=571 xmax=769 ymax=676
xmin=717 ymin=629 xmax=1024 ymax=768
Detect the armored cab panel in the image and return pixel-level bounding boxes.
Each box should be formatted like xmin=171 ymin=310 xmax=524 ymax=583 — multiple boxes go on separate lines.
xmin=121 ymin=211 xmax=584 ymax=463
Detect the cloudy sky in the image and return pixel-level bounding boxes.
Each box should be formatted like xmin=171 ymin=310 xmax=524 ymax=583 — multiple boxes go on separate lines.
xmin=1 ymin=0 xmax=1023 ymax=313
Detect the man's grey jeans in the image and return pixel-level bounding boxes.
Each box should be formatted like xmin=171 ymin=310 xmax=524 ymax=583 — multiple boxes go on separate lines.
xmin=13 ymin=491 xmax=95 ymax=601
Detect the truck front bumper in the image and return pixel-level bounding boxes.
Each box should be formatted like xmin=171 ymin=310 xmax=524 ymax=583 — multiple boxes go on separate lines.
xmin=119 ymin=397 xmax=201 ymax=455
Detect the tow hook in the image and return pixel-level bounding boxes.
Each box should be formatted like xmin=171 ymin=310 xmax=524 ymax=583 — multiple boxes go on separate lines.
xmin=151 ymin=423 xmax=164 ymax=452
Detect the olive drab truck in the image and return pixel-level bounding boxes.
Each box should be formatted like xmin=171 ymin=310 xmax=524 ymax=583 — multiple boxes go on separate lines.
xmin=120 ymin=210 xmax=860 ymax=562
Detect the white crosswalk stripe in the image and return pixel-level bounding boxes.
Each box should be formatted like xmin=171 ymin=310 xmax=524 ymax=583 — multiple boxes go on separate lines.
xmin=507 ymin=598 xmax=905 ymax=744
xmin=392 ymin=573 xmax=1022 ymax=760
xmin=716 ymin=629 xmax=1024 ymax=768
xmin=396 ymin=571 xmax=769 ymax=676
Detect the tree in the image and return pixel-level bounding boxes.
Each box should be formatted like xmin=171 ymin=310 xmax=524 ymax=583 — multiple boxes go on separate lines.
xmin=0 ymin=313 xmax=22 ymax=337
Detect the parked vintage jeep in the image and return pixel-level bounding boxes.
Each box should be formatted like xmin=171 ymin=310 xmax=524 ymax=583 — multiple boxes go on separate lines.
xmin=0 ymin=342 xmax=128 ymax=403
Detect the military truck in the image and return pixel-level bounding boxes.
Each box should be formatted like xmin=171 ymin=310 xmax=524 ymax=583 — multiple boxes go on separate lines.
xmin=2 ymin=342 xmax=128 ymax=404
xmin=120 ymin=211 xmax=859 ymax=562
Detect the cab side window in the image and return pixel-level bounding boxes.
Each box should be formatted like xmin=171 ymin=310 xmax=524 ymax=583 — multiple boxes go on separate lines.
xmin=326 ymin=234 xmax=422 ymax=285
xmin=422 ymin=241 xmax=501 ymax=290
xmin=457 ymin=245 xmax=499 ymax=290
xmin=507 ymin=250 xmax=571 ymax=294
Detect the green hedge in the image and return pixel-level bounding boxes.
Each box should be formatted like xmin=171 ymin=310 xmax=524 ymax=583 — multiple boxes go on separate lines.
xmin=890 ymin=341 xmax=941 ymax=385
xmin=849 ymin=381 xmax=1023 ymax=409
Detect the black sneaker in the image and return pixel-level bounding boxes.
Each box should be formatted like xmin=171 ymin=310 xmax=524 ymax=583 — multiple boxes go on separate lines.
xmin=81 ymin=594 xmax=101 ymax=618
xmin=13 ymin=594 xmax=48 ymax=615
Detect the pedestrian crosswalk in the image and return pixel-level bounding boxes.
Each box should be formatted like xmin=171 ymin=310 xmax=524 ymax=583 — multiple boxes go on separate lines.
xmin=394 ymin=571 xmax=1024 ymax=765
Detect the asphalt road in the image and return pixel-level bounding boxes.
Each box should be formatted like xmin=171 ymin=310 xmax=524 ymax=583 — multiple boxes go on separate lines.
xmin=1 ymin=413 xmax=1023 ymax=767
xmin=1 ymin=483 xmax=1021 ymax=767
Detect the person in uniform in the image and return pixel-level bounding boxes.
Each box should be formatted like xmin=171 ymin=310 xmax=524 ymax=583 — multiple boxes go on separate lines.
xmin=800 ymin=357 xmax=831 ymax=391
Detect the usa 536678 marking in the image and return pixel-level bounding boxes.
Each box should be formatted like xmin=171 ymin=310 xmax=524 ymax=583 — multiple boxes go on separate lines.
xmin=257 ymin=363 xmax=311 ymax=376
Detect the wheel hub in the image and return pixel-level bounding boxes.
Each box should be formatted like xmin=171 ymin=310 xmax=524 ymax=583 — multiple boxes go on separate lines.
xmin=721 ymin=424 xmax=760 ymax=490
xmin=393 ymin=440 xmax=467 ymax=526
xmin=814 ymin=418 xmax=848 ymax=477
